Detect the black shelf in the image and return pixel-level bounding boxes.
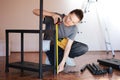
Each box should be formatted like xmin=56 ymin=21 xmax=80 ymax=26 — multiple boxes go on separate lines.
xmin=5 ymin=29 xmax=57 ymax=78
xmin=8 ymin=61 xmax=53 ymax=72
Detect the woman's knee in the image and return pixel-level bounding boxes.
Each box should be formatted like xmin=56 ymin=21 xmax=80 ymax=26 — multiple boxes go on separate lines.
xmin=82 ymin=43 xmax=88 ymax=53
xmin=69 ymin=42 xmax=89 ymax=58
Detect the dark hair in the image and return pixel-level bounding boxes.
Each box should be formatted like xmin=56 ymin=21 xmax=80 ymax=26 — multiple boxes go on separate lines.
xmin=70 ymin=9 xmax=84 ymax=21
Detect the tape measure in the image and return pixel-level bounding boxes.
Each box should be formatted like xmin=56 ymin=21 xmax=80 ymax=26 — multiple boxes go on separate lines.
xmin=55 ymin=23 xmax=58 ymax=74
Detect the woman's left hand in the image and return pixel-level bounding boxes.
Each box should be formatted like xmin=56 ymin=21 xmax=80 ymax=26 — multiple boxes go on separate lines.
xmin=58 ymin=62 xmax=65 ymax=74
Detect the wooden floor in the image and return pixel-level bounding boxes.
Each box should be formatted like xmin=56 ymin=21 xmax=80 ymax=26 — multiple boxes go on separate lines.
xmin=0 ymin=51 xmax=120 ymax=80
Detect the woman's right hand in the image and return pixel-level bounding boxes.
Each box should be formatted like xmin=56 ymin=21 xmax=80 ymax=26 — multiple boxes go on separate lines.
xmin=51 ymin=13 xmax=62 ymax=24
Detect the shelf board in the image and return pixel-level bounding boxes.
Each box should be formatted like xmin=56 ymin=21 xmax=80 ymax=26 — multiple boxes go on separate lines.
xmin=8 ymin=61 xmax=53 ymax=72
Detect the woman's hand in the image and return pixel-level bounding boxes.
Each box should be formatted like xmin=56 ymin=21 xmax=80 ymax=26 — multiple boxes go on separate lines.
xmin=58 ymin=61 xmax=65 ymax=74
xmin=51 ymin=13 xmax=62 ymax=24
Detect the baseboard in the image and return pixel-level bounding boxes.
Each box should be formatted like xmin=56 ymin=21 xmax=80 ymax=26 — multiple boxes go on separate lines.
xmin=88 ymin=50 xmax=120 ymax=52
xmin=11 ymin=51 xmax=39 ymax=53
xmin=11 ymin=50 xmax=120 ymax=53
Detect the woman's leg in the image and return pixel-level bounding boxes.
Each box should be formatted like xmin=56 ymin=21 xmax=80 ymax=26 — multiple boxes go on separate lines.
xmin=69 ymin=41 xmax=88 ymax=58
xmin=46 ymin=45 xmax=54 ymax=65
xmin=58 ymin=47 xmax=64 ymax=65
xmin=46 ymin=45 xmax=64 ymax=65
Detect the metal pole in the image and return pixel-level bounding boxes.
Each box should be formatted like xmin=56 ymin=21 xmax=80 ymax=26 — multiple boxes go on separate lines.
xmin=21 ymin=32 xmax=24 ymax=72
xmin=5 ymin=31 xmax=9 ymax=72
xmin=39 ymin=0 xmax=43 ymax=79
xmin=21 ymin=32 xmax=24 ymax=63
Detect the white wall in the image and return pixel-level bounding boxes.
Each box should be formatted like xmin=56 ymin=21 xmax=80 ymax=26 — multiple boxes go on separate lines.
xmin=0 ymin=0 xmax=40 ymax=53
xmin=75 ymin=0 xmax=120 ymax=51
xmin=0 ymin=40 xmax=6 ymax=56
xmin=0 ymin=0 xmax=120 ymax=56
xmin=96 ymin=0 xmax=120 ymax=51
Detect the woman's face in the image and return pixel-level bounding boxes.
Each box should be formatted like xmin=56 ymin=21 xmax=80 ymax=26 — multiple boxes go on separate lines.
xmin=63 ymin=13 xmax=80 ymax=27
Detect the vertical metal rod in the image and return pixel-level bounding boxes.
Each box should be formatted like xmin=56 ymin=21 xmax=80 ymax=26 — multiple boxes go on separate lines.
xmin=5 ymin=30 xmax=9 ymax=72
xmin=39 ymin=0 xmax=43 ymax=79
xmin=21 ymin=32 xmax=24 ymax=63
xmin=21 ymin=32 xmax=24 ymax=72
xmin=54 ymin=26 xmax=57 ymax=75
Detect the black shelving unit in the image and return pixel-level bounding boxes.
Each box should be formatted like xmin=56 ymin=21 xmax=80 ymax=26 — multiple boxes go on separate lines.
xmin=5 ymin=29 xmax=57 ymax=79
xmin=5 ymin=0 xmax=57 ymax=79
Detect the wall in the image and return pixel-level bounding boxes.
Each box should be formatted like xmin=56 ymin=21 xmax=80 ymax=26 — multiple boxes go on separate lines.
xmin=0 ymin=0 xmax=40 ymax=53
xmin=0 ymin=40 xmax=5 ymax=56
xmin=96 ymin=0 xmax=120 ymax=51
xmin=0 ymin=0 xmax=119 ymax=56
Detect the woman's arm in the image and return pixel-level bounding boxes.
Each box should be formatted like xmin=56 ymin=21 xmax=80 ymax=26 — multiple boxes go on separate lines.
xmin=58 ymin=39 xmax=74 ymax=73
xmin=32 ymin=9 xmax=62 ymax=23
xmin=33 ymin=9 xmax=53 ymax=16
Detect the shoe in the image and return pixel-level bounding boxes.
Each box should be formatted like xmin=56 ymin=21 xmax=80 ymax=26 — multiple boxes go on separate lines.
xmin=45 ymin=56 xmax=50 ymax=65
xmin=66 ymin=57 xmax=76 ymax=66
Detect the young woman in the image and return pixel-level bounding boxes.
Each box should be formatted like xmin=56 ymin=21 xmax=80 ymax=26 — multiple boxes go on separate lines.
xmin=33 ymin=9 xmax=88 ymax=73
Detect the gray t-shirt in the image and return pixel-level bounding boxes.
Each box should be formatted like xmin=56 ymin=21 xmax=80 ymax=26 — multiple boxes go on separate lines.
xmin=58 ymin=22 xmax=78 ymax=40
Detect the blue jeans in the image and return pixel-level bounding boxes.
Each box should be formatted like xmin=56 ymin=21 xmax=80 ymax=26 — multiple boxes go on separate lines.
xmin=46 ymin=41 xmax=88 ymax=65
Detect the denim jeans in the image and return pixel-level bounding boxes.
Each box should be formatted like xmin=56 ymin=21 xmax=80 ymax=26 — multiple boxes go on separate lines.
xmin=46 ymin=41 xmax=88 ymax=65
